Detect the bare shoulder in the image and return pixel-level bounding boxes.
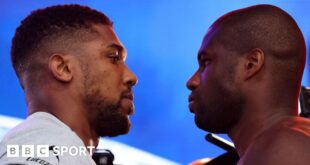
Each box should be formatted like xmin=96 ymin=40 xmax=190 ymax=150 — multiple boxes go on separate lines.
xmin=241 ymin=117 xmax=310 ymax=165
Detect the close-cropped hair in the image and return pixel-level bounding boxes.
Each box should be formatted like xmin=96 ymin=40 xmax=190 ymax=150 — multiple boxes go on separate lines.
xmin=11 ymin=4 xmax=113 ymax=79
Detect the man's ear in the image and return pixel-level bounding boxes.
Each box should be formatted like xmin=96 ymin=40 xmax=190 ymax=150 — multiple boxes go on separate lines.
xmin=48 ymin=54 xmax=73 ymax=82
xmin=244 ymin=48 xmax=264 ymax=80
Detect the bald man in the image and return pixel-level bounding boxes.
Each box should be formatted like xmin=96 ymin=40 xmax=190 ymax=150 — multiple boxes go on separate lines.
xmin=187 ymin=4 xmax=310 ymax=165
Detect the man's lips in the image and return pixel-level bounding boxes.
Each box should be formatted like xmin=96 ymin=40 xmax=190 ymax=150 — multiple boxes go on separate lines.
xmin=122 ymin=92 xmax=134 ymax=101
xmin=121 ymin=92 xmax=134 ymax=115
xmin=188 ymin=94 xmax=195 ymax=113
xmin=188 ymin=94 xmax=195 ymax=102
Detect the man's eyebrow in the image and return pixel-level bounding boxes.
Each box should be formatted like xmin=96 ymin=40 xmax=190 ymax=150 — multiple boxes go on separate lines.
xmin=106 ymin=43 xmax=124 ymax=53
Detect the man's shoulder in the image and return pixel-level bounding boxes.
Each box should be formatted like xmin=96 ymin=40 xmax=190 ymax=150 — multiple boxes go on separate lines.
xmin=242 ymin=117 xmax=310 ymax=165
xmin=1 ymin=112 xmax=80 ymax=146
xmin=0 ymin=112 xmax=95 ymax=165
xmin=268 ymin=116 xmax=310 ymax=142
xmin=257 ymin=116 xmax=310 ymax=144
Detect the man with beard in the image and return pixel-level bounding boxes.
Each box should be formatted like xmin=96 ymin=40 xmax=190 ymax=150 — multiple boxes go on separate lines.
xmin=187 ymin=4 xmax=310 ymax=165
xmin=0 ymin=4 xmax=137 ymax=165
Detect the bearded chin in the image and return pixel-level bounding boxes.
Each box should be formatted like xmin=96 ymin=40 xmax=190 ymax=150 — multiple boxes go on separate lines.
xmin=84 ymin=93 xmax=131 ymax=137
xmin=81 ymin=67 xmax=131 ymax=137
xmin=92 ymin=102 xmax=131 ymax=137
xmin=96 ymin=106 xmax=131 ymax=137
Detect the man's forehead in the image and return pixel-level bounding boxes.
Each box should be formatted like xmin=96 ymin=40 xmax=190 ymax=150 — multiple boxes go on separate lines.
xmin=91 ymin=24 xmax=121 ymax=44
xmin=198 ymin=27 xmax=218 ymax=55
xmin=91 ymin=24 xmax=127 ymax=53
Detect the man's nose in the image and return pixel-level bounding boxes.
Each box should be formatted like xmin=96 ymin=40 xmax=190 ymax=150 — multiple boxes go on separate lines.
xmin=124 ymin=65 xmax=138 ymax=87
xmin=186 ymin=71 xmax=200 ymax=90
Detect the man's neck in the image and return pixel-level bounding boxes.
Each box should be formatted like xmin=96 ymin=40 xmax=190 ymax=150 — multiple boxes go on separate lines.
xmin=27 ymin=98 xmax=99 ymax=150
xmin=228 ymin=104 xmax=297 ymax=158
xmin=52 ymin=106 xmax=99 ymax=149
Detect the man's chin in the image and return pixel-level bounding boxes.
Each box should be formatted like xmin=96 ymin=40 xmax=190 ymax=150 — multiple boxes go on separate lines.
xmin=106 ymin=128 xmax=130 ymax=137
xmin=98 ymin=128 xmax=130 ymax=137
xmin=111 ymin=121 xmax=131 ymax=137
xmin=195 ymin=116 xmax=207 ymax=131
xmin=195 ymin=115 xmax=217 ymax=133
xmin=97 ymin=118 xmax=131 ymax=137
xmin=195 ymin=116 xmax=231 ymax=134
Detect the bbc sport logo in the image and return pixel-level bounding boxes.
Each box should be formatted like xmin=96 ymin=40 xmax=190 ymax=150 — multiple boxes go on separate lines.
xmin=7 ymin=145 xmax=95 ymax=157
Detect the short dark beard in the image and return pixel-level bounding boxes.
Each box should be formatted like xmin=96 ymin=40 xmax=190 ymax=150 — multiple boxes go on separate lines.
xmin=81 ymin=63 xmax=130 ymax=137
xmin=94 ymin=98 xmax=130 ymax=137
xmin=83 ymin=87 xmax=130 ymax=137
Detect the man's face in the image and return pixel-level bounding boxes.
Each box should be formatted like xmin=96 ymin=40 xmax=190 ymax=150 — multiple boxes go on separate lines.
xmin=75 ymin=24 xmax=137 ymax=137
xmin=186 ymin=28 xmax=245 ymax=133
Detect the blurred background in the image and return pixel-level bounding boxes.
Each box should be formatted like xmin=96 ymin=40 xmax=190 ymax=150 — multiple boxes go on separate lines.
xmin=1 ymin=0 xmax=309 ymax=164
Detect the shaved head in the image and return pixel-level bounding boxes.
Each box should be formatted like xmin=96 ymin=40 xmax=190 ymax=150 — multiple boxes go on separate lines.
xmin=211 ymin=5 xmax=305 ymax=56
xmin=187 ymin=4 xmax=306 ymax=134
xmin=209 ymin=4 xmax=305 ymax=95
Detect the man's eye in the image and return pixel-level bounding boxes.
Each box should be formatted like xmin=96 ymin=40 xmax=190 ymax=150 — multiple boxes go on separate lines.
xmin=204 ymin=59 xmax=211 ymax=66
xmin=111 ymin=56 xmax=120 ymax=63
xmin=200 ymin=58 xmax=211 ymax=66
xmin=109 ymin=52 xmax=121 ymax=63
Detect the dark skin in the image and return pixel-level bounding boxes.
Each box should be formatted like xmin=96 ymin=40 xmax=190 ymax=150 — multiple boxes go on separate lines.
xmin=23 ymin=24 xmax=137 ymax=150
xmin=187 ymin=5 xmax=310 ymax=165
